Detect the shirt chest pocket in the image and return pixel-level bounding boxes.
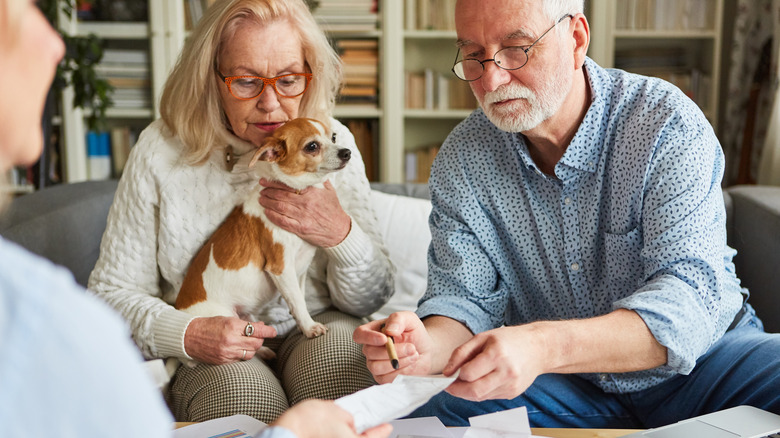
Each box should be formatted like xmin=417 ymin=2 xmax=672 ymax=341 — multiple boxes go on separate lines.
xmin=604 ymin=226 xmax=644 ymax=295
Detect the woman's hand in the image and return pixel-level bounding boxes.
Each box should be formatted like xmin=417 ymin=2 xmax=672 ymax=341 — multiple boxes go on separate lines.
xmin=258 ymin=178 xmax=351 ymax=248
xmin=272 ymin=399 xmax=392 ymax=438
xmin=183 ymin=316 xmax=276 ymax=364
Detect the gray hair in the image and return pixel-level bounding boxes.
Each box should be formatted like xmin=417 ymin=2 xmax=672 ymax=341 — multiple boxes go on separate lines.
xmin=543 ymin=0 xmax=584 ymax=35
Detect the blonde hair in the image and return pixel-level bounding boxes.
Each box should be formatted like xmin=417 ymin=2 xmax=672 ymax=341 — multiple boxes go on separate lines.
xmin=159 ymin=0 xmax=342 ymax=164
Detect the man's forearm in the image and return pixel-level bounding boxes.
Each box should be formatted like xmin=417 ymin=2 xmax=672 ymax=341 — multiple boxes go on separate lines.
xmin=538 ymin=308 xmax=667 ymax=374
xmin=422 ymin=315 xmax=474 ymax=374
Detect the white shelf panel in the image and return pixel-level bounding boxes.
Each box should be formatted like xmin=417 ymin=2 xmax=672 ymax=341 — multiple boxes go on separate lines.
xmin=404 ymin=109 xmax=473 ymax=119
xmin=106 ymin=107 xmax=155 ymax=119
xmin=335 ymin=105 xmax=382 ymax=118
xmin=75 ymin=21 xmax=149 ymax=39
xmin=613 ymin=29 xmax=718 ymax=39
xmin=404 ymin=30 xmax=456 ymax=39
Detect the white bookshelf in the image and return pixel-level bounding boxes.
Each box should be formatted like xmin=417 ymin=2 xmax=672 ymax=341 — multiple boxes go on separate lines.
xmin=588 ymin=0 xmax=724 ymax=131
xmin=54 ymin=0 xmax=473 ymax=184
xmin=56 ymin=0 xmax=182 ymax=183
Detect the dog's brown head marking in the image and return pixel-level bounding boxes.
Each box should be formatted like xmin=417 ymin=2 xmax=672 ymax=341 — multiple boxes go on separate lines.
xmin=248 ymin=118 xmax=349 ymax=179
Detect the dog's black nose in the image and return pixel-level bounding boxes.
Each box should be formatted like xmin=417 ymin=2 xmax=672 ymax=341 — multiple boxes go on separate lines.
xmin=338 ymin=148 xmax=351 ymax=161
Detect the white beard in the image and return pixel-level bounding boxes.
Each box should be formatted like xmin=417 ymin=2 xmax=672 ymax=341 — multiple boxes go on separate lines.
xmin=479 ymin=57 xmax=572 ymax=133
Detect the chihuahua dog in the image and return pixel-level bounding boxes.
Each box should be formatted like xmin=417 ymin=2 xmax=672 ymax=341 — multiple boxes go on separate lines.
xmin=174 ymin=118 xmax=351 ymax=363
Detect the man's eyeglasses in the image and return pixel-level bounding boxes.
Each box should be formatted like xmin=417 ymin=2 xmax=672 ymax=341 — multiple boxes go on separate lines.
xmin=217 ymin=72 xmax=313 ymax=100
xmin=451 ymin=14 xmax=573 ymax=82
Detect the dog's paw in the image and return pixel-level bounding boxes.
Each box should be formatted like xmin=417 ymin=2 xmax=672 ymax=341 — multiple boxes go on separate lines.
xmin=303 ymin=323 xmax=328 ymax=338
xmin=181 ymin=358 xmax=199 ymax=368
xmin=257 ymin=346 xmax=276 ymax=361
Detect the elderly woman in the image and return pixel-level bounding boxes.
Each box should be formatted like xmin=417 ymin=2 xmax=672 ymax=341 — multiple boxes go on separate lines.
xmin=88 ymin=0 xmax=394 ymax=423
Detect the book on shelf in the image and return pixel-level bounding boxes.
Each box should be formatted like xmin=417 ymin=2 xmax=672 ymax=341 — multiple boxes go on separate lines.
xmin=342 ymin=119 xmax=379 ymax=181
xmin=314 ymin=0 xmax=378 ymax=32
xmin=337 ymin=38 xmax=378 ymax=105
xmin=96 ymin=48 xmax=152 ymax=111
xmin=404 ymin=143 xmax=440 ymax=183
xmin=615 ymin=0 xmax=715 ymax=31
xmin=87 ymin=131 xmax=112 ymax=181
xmin=406 ymin=0 xmax=456 ymax=31
xmin=85 ymin=126 xmax=139 ymax=180
xmin=405 ymin=69 xmax=477 ymax=110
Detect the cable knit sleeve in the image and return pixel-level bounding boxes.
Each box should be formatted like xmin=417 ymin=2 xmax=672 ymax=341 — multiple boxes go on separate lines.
xmin=87 ymin=122 xmax=196 ymax=360
xmin=319 ymin=119 xmax=395 ymax=316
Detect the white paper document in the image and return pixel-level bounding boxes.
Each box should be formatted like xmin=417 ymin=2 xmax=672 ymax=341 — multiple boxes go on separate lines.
xmin=173 ymin=414 xmax=266 ymax=438
xmin=335 ymin=372 xmax=459 ymax=433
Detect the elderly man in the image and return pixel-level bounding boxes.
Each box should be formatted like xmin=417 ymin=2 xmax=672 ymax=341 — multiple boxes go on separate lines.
xmin=355 ymin=0 xmax=780 ymax=429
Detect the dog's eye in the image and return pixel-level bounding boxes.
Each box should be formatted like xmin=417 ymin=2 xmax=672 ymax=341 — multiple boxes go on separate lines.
xmin=331 ymin=133 xmax=337 ymax=142
xmin=304 ymin=141 xmax=320 ymax=153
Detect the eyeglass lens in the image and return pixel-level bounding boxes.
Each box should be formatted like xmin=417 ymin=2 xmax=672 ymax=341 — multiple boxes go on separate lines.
xmin=228 ymin=74 xmax=309 ymax=99
xmin=453 ymin=47 xmax=529 ymax=81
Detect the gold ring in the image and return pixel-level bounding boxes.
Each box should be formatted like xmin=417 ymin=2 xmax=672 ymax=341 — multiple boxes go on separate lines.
xmin=242 ymin=349 xmax=247 ymax=360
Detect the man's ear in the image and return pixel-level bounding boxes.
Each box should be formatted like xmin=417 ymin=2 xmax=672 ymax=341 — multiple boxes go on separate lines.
xmin=571 ymin=13 xmax=590 ymax=70
xmin=249 ymin=139 xmax=285 ymax=167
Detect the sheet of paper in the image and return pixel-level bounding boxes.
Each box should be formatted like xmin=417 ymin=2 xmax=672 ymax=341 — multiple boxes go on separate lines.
xmin=335 ymin=372 xmax=459 ymax=433
xmin=462 ymin=407 xmax=546 ymax=438
xmin=389 ymin=416 xmax=454 ymax=438
xmin=172 ymin=414 xmax=266 ymax=438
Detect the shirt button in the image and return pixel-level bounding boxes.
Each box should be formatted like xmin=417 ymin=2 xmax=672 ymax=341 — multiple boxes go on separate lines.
xmin=571 ymin=262 xmax=580 ymax=271
xmin=599 ymin=374 xmax=608 ymax=381
xmin=564 ymin=197 xmax=572 ymax=205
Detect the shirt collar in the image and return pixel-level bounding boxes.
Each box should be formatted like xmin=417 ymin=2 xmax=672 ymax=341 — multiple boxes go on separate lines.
xmin=556 ymin=57 xmax=611 ymax=176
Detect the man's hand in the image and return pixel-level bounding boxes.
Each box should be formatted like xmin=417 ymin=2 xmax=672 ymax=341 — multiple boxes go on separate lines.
xmin=443 ymin=325 xmax=546 ymax=401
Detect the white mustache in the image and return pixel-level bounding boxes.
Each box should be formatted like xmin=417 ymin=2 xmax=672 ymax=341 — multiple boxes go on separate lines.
xmin=483 ymin=84 xmax=534 ymax=105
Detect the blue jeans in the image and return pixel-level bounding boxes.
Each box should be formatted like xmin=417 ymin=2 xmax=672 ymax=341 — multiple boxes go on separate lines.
xmin=408 ymin=309 xmax=780 ymax=428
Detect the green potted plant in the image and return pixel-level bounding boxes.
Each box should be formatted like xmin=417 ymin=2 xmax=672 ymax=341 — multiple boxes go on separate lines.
xmin=40 ymin=0 xmax=113 ymax=131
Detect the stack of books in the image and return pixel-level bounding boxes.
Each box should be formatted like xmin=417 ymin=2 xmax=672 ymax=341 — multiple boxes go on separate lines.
xmin=337 ymin=39 xmax=379 ymax=105
xmin=615 ymin=0 xmax=715 ymax=31
xmin=405 ymin=69 xmax=476 ymax=110
xmin=405 ymin=144 xmax=440 ymax=183
xmin=313 ymin=0 xmax=378 ymax=32
xmin=405 ymin=0 xmax=456 ymax=31
xmin=97 ymin=48 xmax=151 ymax=110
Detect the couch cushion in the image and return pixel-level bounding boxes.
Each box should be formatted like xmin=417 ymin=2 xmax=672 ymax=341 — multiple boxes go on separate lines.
xmin=368 ymin=189 xmax=432 ymax=319
xmin=726 ymin=185 xmax=780 ymax=333
xmin=0 ymin=180 xmax=118 ymax=287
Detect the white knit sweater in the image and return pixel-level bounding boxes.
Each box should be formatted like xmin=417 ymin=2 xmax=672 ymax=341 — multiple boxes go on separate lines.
xmin=88 ymin=118 xmax=394 ymax=361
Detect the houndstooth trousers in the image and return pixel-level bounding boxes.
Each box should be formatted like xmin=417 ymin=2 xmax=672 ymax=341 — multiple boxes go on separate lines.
xmin=167 ymin=309 xmax=377 ymax=423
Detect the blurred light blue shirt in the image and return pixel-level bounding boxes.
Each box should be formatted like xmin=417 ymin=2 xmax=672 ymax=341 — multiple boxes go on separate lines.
xmin=0 ymin=237 xmax=173 ymax=436
xmin=417 ymin=57 xmax=745 ymax=393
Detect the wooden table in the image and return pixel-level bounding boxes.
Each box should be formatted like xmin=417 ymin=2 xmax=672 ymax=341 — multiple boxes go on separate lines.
xmin=530 ymin=429 xmax=638 ymax=438
xmin=175 ymin=422 xmax=638 ymax=437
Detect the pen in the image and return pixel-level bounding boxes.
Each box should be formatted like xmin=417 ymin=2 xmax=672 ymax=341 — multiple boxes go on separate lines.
xmin=380 ymin=323 xmax=399 ymax=370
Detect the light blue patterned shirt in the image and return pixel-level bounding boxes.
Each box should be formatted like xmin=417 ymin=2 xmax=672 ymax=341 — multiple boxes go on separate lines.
xmin=416 ymin=57 xmax=745 ymax=393
xmin=0 ymin=237 xmax=173 ymax=436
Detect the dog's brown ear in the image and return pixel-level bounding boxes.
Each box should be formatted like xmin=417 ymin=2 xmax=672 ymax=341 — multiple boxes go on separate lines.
xmin=249 ymin=139 xmax=285 ymax=167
